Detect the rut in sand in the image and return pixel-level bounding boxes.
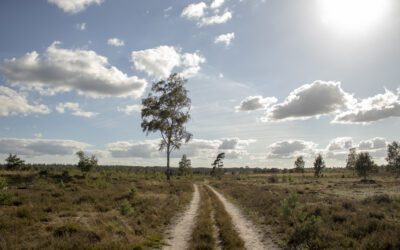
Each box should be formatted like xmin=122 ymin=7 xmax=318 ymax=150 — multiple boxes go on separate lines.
xmin=163 ymin=184 xmax=200 ymax=250
xmin=207 ymin=185 xmax=279 ymax=250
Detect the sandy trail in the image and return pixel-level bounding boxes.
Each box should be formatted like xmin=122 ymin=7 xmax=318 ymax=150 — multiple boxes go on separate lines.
xmin=163 ymin=184 xmax=200 ymax=250
xmin=207 ymin=185 xmax=279 ymax=250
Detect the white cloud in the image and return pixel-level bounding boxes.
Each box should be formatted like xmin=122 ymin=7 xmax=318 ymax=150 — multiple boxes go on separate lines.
xmin=107 ymin=38 xmax=125 ymax=47
xmin=0 ymin=86 xmax=50 ymax=116
xmin=200 ymin=11 xmax=232 ymax=26
xmin=211 ymin=0 xmax=225 ymax=9
xmin=181 ymin=2 xmax=232 ymax=26
xmin=236 ymin=95 xmax=278 ymax=111
xmin=268 ymin=140 xmax=317 ymax=159
xmin=56 ymin=102 xmax=98 ymax=118
xmin=358 ymin=137 xmax=387 ymax=150
xmin=263 ymin=81 xmax=355 ymax=121
xmin=215 ymin=32 xmax=235 ymax=46
xmin=181 ymin=2 xmax=207 ymax=19
xmin=1 ymin=42 xmax=147 ymax=98
xmin=48 ymin=0 xmax=103 ymax=14
xmin=326 ymin=137 xmax=354 ymax=151
xmin=107 ymin=138 xmax=254 ymax=160
xmin=0 ymin=138 xmax=89 ymax=156
xmin=76 ymin=22 xmax=86 ymax=31
xmin=117 ymin=104 xmax=142 ymax=115
xmin=333 ymin=89 xmax=400 ymax=124
xmin=131 ymin=45 xmax=205 ymax=79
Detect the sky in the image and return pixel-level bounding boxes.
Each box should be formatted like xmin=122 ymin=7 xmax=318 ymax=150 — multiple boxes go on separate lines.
xmin=0 ymin=0 xmax=399 ymax=168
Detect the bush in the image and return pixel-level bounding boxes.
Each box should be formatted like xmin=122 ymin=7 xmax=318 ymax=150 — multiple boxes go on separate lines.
xmin=5 ymin=154 xmax=25 ymax=170
xmin=119 ymin=199 xmax=134 ymax=215
xmin=267 ymin=175 xmax=279 ymax=183
xmin=76 ymin=151 xmax=98 ymax=172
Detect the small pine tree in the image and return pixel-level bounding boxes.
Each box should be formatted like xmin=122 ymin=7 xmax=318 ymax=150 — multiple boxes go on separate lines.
xmin=346 ymin=148 xmax=357 ymax=170
xmin=211 ymin=153 xmax=225 ymax=178
xmin=76 ymin=151 xmax=98 ymax=172
xmin=355 ymin=152 xmax=375 ymax=180
xmin=294 ymin=156 xmax=305 ymax=173
xmin=386 ymin=141 xmax=400 ymax=176
xmin=178 ymin=154 xmax=192 ymax=176
xmin=5 ymin=154 xmax=25 ymax=170
xmin=313 ymin=154 xmax=325 ymax=178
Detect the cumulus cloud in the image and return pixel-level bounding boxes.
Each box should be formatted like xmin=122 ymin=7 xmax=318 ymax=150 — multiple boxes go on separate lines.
xmin=1 ymin=42 xmax=147 ymax=98
xmin=56 ymin=102 xmax=98 ymax=118
xmin=0 ymin=138 xmax=89 ymax=156
xmin=107 ymin=38 xmax=125 ymax=47
xmin=48 ymin=0 xmax=103 ymax=14
xmin=0 ymin=86 xmax=50 ymax=116
xmin=211 ymin=0 xmax=225 ymax=9
xmin=131 ymin=45 xmax=205 ymax=79
xmin=358 ymin=137 xmax=387 ymax=150
xmin=181 ymin=2 xmax=207 ymax=19
xmin=108 ymin=138 xmax=254 ymax=160
xmin=214 ymin=32 xmax=235 ymax=46
xmin=117 ymin=104 xmax=142 ymax=115
xmin=326 ymin=137 xmax=354 ymax=151
xmin=200 ymin=11 xmax=232 ymax=26
xmin=268 ymin=140 xmax=317 ymax=159
xmin=263 ymin=81 xmax=355 ymax=122
xmin=181 ymin=1 xmax=232 ymax=26
xmin=333 ymin=89 xmax=400 ymax=124
xmin=236 ymin=95 xmax=277 ymax=111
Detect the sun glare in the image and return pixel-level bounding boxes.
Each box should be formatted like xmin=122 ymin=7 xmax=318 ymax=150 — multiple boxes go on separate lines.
xmin=318 ymin=0 xmax=390 ymax=34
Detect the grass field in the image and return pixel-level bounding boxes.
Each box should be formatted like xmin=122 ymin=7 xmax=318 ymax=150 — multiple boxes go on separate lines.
xmin=1 ymin=168 xmax=400 ymax=249
xmin=211 ymin=170 xmax=400 ymax=249
xmin=0 ymin=169 xmax=193 ymax=249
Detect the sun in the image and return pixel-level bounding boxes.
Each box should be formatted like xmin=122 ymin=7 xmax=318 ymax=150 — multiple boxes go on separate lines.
xmin=318 ymin=0 xmax=390 ymax=34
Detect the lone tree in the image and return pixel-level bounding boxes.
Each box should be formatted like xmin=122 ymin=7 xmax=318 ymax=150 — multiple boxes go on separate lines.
xmin=355 ymin=152 xmax=375 ymax=180
xmin=76 ymin=151 xmax=98 ymax=172
xmin=141 ymin=73 xmax=192 ymax=180
xmin=294 ymin=156 xmax=305 ymax=173
xmin=346 ymin=148 xmax=357 ymax=171
xmin=178 ymin=154 xmax=192 ymax=176
xmin=211 ymin=152 xmax=225 ymax=177
xmin=313 ymin=154 xmax=325 ymax=177
xmin=386 ymin=141 xmax=400 ymax=176
xmin=5 ymin=154 xmax=25 ymax=170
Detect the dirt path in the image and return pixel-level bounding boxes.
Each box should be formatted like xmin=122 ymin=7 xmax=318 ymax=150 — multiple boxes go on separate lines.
xmin=163 ymin=184 xmax=200 ymax=250
xmin=207 ymin=185 xmax=278 ymax=250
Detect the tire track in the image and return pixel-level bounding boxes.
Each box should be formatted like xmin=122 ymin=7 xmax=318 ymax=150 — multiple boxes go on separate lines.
xmin=163 ymin=184 xmax=200 ymax=250
xmin=207 ymin=185 xmax=278 ymax=250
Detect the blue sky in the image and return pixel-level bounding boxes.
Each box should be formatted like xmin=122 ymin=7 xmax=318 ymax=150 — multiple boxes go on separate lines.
xmin=0 ymin=0 xmax=399 ymax=168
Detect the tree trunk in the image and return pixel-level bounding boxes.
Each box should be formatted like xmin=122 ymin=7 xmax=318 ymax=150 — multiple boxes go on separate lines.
xmin=166 ymin=143 xmax=171 ymax=180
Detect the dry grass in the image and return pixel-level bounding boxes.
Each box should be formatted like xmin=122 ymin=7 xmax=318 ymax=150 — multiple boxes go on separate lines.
xmin=0 ymin=169 xmax=193 ymax=249
xmin=189 ymin=185 xmax=216 ymax=250
xmin=211 ymin=170 xmax=400 ymax=249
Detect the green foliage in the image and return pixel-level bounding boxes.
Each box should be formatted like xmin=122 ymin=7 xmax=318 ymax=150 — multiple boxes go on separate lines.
xmin=5 ymin=154 xmax=25 ymax=170
xmin=314 ymin=154 xmax=325 ymax=177
xmin=178 ymin=154 xmax=192 ymax=176
xmin=141 ymin=73 xmax=192 ymax=180
xmin=386 ymin=141 xmax=400 ymax=176
xmin=0 ymin=177 xmax=13 ymax=205
xmin=294 ymin=156 xmax=305 ymax=173
xmin=281 ymin=192 xmax=299 ymax=223
xmin=119 ymin=199 xmax=134 ymax=216
xmin=355 ymin=152 xmax=375 ymax=180
xmin=346 ymin=148 xmax=357 ymax=170
xmin=76 ymin=151 xmax=98 ymax=172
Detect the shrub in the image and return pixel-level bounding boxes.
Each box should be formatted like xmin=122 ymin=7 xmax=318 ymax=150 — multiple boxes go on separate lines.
xmin=76 ymin=151 xmax=98 ymax=172
xmin=119 ymin=199 xmax=134 ymax=215
xmin=267 ymin=175 xmax=279 ymax=183
xmin=355 ymin=152 xmax=375 ymax=180
xmin=281 ymin=192 xmax=299 ymax=223
xmin=5 ymin=154 xmax=25 ymax=170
